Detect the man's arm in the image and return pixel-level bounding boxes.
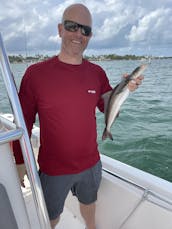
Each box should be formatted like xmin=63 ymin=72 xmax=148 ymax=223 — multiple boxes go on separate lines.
xmin=16 ymin=164 xmax=27 ymax=187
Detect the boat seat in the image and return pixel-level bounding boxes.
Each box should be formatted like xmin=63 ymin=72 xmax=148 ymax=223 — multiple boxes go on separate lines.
xmin=0 ymin=183 xmax=18 ymax=229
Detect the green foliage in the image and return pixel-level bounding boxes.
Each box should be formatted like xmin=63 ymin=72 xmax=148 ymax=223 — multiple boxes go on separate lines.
xmin=9 ymin=54 xmax=171 ymax=63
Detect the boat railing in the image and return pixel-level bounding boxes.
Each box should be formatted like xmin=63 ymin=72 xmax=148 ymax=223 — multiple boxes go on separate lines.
xmin=0 ymin=33 xmax=51 ymax=229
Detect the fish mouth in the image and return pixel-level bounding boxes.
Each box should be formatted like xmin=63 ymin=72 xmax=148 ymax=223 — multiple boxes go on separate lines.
xmin=141 ymin=64 xmax=148 ymax=70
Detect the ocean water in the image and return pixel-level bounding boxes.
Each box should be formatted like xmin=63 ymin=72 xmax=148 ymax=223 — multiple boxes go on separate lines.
xmin=0 ymin=59 xmax=172 ymax=182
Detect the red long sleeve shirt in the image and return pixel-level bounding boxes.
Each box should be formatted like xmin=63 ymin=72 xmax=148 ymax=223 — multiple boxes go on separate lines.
xmin=13 ymin=56 xmax=112 ymax=175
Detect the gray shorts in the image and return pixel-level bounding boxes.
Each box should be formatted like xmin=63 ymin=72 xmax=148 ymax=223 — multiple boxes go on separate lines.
xmin=39 ymin=160 xmax=102 ymax=220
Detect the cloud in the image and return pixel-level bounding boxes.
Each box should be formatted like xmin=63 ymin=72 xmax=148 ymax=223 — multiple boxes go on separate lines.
xmin=0 ymin=0 xmax=172 ymax=56
xmin=126 ymin=8 xmax=172 ymax=44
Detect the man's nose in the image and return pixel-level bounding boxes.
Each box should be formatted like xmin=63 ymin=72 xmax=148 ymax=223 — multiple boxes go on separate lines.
xmin=75 ymin=27 xmax=83 ymax=36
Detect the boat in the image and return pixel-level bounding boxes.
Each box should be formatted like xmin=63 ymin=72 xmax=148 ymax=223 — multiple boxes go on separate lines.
xmin=0 ymin=33 xmax=172 ymax=229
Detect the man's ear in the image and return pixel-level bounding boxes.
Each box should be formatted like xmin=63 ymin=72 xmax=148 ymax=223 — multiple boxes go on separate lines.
xmin=58 ymin=23 xmax=63 ymax=38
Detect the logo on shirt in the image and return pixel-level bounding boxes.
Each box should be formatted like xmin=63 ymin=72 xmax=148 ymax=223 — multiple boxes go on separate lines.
xmin=88 ymin=90 xmax=96 ymax=94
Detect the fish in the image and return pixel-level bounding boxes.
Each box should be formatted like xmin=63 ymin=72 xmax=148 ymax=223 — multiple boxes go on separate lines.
xmin=102 ymin=64 xmax=148 ymax=141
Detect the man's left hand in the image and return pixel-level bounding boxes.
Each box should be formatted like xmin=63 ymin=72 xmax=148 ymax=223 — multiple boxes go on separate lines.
xmin=128 ymin=75 xmax=144 ymax=92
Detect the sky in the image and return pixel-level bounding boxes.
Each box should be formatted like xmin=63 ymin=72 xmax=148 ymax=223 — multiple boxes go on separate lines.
xmin=0 ymin=0 xmax=172 ymax=57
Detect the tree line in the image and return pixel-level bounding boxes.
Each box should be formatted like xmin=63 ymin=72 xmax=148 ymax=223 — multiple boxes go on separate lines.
xmin=8 ymin=54 xmax=171 ymax=63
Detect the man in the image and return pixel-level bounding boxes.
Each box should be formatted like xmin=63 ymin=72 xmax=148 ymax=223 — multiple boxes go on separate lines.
xmin=14 ymin=3 xmax=143 ymax=229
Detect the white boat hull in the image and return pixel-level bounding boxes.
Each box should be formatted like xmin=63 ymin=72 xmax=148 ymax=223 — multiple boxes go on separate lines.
xmin=0 ymin=114 xmax=172 ymax=229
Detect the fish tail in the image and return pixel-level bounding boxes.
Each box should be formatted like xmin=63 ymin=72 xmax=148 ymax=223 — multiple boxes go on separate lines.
xmin=102 ymin=128 xmax=113 ymax=141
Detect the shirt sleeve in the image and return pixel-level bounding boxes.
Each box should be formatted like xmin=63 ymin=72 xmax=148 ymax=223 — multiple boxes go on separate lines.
xmin=97 ymin=69 xmax=112 ymax=112
xmin=13 ymin=67 xmax=37 ymax=164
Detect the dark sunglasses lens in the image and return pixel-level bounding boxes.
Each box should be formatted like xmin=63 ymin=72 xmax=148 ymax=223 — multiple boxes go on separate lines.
xmin=64 ymin=20 xmax=91 ymax=37
xmin=81 ymin=26 xmax=91 ymax=36
xmin=64 ymin=21 xmax=78 ymax=32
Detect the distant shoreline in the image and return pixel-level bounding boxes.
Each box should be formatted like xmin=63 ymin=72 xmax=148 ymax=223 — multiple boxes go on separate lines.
xmin=8 ymin=54 xmax=172 ymax=63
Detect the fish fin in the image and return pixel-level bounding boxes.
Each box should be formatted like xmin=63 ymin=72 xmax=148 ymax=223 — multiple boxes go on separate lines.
xmin=102 ymin=128 xmax=113 ymax=141
xmin=116 ymin=111 xmax=120 ymax=118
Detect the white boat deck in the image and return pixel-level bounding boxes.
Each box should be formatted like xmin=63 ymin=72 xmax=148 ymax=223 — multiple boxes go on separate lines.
xmin=57 ymin=208 xmax=85 ymax=229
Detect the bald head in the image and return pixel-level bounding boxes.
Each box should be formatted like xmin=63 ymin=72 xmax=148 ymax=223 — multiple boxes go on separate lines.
xmin=62 ymin=4 xmax=92 ymax=27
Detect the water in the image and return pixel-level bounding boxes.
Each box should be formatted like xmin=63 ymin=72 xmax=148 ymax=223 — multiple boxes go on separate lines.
xmin=0 ymin=59 xmax=172 ymax=182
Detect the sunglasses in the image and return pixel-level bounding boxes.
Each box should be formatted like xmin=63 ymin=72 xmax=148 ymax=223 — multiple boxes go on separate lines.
xmin=63 ymin=20 xmax=92 ymax=37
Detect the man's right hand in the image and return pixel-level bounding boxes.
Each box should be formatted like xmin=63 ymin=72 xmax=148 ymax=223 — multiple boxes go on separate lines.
xmin=16 ymin=164 xmax=27 ymax=187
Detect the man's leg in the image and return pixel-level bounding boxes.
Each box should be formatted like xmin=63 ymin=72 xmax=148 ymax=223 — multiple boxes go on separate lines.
xmin=72 ymin=161 xmax=102 ymax=229
xmin=39 ymin=172 xmax=74 ymax=229
xmin=80 ymin=202 xmax=96 ymax=229
xmin=50 ymin=216 xmax=60 ymax=229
